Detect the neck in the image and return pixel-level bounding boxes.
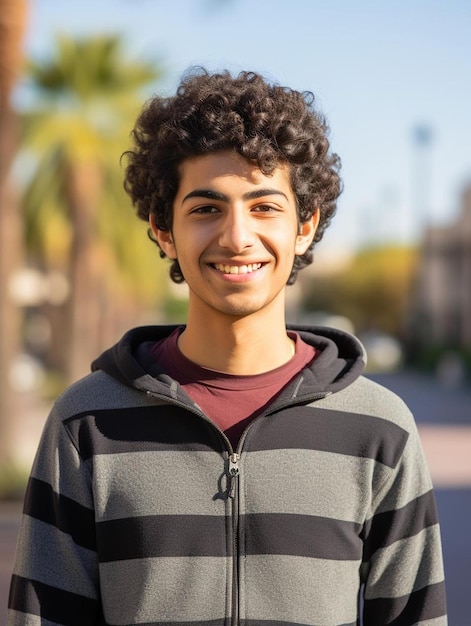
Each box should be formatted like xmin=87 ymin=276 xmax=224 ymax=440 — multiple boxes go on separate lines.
xmin=179 ymin=306 xmax=294 ymax=375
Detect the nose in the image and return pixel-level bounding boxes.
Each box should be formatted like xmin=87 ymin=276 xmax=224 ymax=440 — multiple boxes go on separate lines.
xmin=218 ymin=209 xmax=255 ymax=252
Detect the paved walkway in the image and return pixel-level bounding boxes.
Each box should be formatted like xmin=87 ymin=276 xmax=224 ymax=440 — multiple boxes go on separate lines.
xmin=418 ymin=424 xmax=471 ymax=487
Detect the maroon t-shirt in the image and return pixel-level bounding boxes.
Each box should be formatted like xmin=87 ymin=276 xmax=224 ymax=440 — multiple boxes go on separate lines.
xmin=151 ymin=328 xmax=317 ymax=448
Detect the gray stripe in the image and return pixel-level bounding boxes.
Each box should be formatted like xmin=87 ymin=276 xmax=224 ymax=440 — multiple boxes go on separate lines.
xmin=94 ymin=451 xmax=227 ymax=520
xmin=12 ymin=516 xmax=97 ymax=599
xmin=363 ymin=526 xmax=445 ymax=599
xmin=417 ymin=618 xmax=448 ymax=626
xmin=241 ymin=448 xmax=388 ymax=522
xmin=56 ymin=370 xmax=152 ymax=416
xmin=241 ymin=554 xmax=359 ymax=625
xmin=7 ymin=610 xmax=43 ymax=625
xmin=93 ymin=446 xmax=432 ymax=526
xmin=99 ymin=556 xmax=231 ymax=624
xmin=315 ymin=376 xmax=414 ymax=428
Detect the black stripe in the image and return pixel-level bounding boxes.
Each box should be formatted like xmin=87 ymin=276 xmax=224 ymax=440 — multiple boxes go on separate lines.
xmin=8 ymin=574 xmax=100 ymax=625
xmin=64 ymin=405 xmax=223 ymax=459
xmin=104 ymin=622 xmax=226 ymax=626
xmin=363 ymin=580 xmax=447 ymax=625
xmin=249 ymin=406 xmax=409 ymax=467
xmin=106 ymin=618 xmax=227 ymax=626
xmin=241 ymin=622 xmax=356 ymax=626
xmin=362 ymin=490 xmax=439 ymax=559
xmin=244 ymin=512 xmax=362 ymax=560
xmin=96 ymin=514 xmax=229 ymax=561
xmin=108 ymin=622 xmax=226 ymax=626
xmin=63 ymin=404 xmax=409 ymax=469
xmin=97 ymin=512 xmax=364 ymax=562
xmin=24 ymin=477 xmax=96 ymax=551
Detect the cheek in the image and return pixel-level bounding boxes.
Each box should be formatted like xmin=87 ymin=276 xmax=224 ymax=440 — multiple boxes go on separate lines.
xmin=172 ymin=229 xmax=208 ymax=266
xmin=273 ymin=228 xmax=299 ymax=254
xmin=188 ymin=225 xmax=221 ymax=254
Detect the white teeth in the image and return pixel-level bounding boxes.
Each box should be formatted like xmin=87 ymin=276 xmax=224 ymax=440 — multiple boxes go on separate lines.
xmin=214 ymin=263 xmax=262 ymax=274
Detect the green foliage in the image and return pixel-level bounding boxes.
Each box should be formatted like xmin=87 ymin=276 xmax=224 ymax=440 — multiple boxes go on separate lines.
xmin=163 ymin=296 xmax=189 ymax=324
xmin=28 ymin=35 xmax=158 ymax=102
xmin=302 ymin=245 xmax=419 ymax=337
xmin=20 ymin=34 xmax=168 ymax=305
xmin=0 ymin=463 xmax=28 ymax=501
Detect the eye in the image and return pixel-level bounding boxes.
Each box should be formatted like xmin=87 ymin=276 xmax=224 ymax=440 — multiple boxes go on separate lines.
xmin=191 ymin=205 xmax=219 ymax=214
xmin=252 ymin=204 xmax=279 ymax=213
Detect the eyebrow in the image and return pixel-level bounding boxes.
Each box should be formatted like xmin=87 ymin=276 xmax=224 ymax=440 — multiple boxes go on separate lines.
xmin=181 ymin=188 xmax=289 ymax=203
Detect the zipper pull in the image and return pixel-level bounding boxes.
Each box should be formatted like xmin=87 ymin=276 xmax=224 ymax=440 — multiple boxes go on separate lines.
xmin=228 ymin=453 xmax=240 ymax=498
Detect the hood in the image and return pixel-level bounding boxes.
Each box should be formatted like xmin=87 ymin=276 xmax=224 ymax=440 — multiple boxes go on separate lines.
xmin=287 ymin=324 xmax=366 ymax=399
xmin=91 ymin=324 xmax=366 ymax=400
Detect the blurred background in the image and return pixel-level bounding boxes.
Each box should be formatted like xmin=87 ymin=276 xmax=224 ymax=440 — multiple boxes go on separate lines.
xmin=0 ymin=0 xmax=470 ymax=622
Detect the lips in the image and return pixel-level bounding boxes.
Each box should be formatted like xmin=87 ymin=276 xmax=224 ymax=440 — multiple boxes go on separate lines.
xmin=213 ymin=262 xmax=263 ymax=275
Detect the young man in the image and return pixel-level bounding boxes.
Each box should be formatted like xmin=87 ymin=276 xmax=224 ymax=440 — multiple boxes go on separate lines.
xmin=8 ymin=69 xmax=447 ymax=625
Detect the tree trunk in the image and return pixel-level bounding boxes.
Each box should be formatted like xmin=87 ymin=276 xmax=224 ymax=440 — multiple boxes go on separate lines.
xmin=65 ymin=161 xmax=104 ymax=382
xmin=0 ymin=165 xmax=23 ymax=465
xmin=0 ymin=0 xmax=27 ymax=466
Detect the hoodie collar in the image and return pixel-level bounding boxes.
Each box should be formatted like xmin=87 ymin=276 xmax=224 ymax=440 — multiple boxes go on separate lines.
xmin=91 ymin=324 xmax=366 ymax=400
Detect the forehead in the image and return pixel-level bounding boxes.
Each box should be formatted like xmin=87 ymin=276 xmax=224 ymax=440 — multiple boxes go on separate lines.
xmin=176 ymin=151 xmax=293 ymax=195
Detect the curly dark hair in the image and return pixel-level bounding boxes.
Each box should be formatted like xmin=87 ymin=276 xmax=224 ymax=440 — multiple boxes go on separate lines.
xmin=124 ymin=68 xmax=342 ymax=284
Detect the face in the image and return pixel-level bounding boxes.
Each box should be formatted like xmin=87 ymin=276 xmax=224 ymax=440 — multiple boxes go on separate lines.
xmin=151 ymin=151 xmax=318 ymax=322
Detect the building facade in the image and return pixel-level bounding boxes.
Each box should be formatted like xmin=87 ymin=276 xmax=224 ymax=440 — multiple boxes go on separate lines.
xmin=414 ymin=184 xmax=471 ymax=349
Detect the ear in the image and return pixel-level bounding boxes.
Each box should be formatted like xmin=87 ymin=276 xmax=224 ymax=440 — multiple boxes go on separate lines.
xmin=149 ymin=214 xmax=177 ymax=259
xmin=295 ymin=210 xmax=319 ymax=255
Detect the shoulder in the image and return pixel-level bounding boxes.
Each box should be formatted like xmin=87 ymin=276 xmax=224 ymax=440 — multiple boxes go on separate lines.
xmin=52 ymin=370 xmax=147 ymax=422
xmin=315 ymin=375 xmax=415 ymax=432
xmin=313 ymin=376 xmax=428 ymax=480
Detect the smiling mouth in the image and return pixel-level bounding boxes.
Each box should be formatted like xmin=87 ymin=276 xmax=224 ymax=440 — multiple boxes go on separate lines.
xmin=212 ymin=263 xmax=263 ymax=275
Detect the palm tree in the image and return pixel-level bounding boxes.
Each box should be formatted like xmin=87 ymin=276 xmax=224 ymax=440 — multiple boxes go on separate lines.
xmin=22 ymin=34 xmax=166 ymax=382
xmin=0 ymin=0 xmax=28 ymax=466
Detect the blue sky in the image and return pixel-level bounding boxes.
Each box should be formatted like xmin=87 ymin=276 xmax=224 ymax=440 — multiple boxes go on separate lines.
xmin=23 ymin=0 xmax=471 ymax=254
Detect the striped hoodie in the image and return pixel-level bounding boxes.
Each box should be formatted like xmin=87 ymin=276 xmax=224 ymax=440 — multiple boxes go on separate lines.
xmin=8 ymin=325 xmax=447 ymax=625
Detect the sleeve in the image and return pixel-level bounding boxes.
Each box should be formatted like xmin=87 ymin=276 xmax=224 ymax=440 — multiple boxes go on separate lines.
xmin=361 ymin=421 xmax=448 ymax=625
xmin=7 ymin=403 xmax=103 ymax=625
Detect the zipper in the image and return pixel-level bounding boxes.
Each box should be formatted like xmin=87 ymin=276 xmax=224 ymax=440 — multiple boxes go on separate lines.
xmin=145 ymin=387 xmax=328 ymax=625
xmin=228 ymin=452 xmax=240 ymax=498
xmin=228 ymin=452 xmax=240 ymax=625
xmin=147 ymin=390 xmax=241 ymax=621
xmin=224 ymin=394 xmax=328 ymax=625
